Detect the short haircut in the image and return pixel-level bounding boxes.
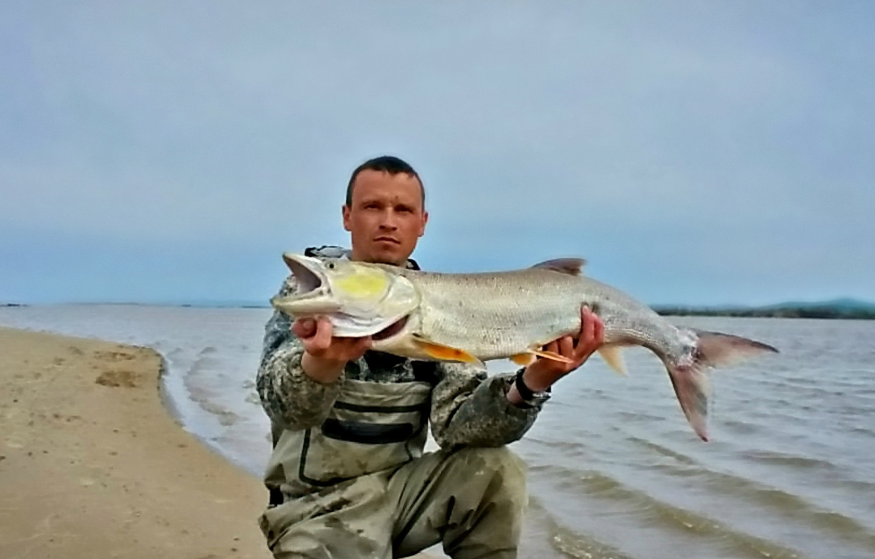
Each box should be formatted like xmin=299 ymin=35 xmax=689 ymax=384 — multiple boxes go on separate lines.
xmin=345 ymin=155 xmax=425 ymax=208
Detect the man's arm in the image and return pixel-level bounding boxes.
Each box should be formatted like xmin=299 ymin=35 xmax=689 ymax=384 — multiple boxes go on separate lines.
xmin=430 ymin=364 xmax=541 ymax=449
xmin=430 ymin=306 xmax=604 ymax=449
xmin=256 ymin=277 xmax=369 ymax=430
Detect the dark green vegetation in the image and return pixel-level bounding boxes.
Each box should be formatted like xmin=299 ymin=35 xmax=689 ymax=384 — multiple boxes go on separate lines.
xmin=654 ymin=298 xmax=875 ymax=320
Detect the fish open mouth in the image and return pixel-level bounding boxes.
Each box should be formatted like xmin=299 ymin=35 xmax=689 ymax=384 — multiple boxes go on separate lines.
xmin=372 ymin=315 xmax=409 ymax=341
xmin=283 ymin=254 xmax=323 ymax=293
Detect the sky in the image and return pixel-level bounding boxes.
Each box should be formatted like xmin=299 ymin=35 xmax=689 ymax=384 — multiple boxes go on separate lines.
xmin=1 ymin=1 xmax=873 ymax=306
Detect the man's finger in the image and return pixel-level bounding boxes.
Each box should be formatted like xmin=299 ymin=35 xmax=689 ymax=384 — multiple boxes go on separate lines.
xmin=593 ymin=315 xmax=605 ymax=345
xmin=292 ymin=318 xmax=317 ymax=339
xmin=311 ymin=318 xmax=333 ymax=351
xmin=355 ymin=336 xmax=372 ymax=356
xmin=559 ymin=336 xmax=574 ymax=358
xmin=582 ymin=306 xmax=595 ymax=343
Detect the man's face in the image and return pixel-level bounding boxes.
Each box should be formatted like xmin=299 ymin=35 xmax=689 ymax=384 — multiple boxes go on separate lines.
xmin=342 ymin=169 xmax=428 ymax=266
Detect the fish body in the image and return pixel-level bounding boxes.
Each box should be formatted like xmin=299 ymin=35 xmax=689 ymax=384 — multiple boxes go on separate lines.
xmin=388 ymin=264 xmax=669 ymax=361
xmin=271 ymin=253 xmax=778 ymax=441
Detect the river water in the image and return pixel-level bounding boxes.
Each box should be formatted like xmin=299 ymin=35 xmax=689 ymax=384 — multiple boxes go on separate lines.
xmin=1 ymin=305 xmax=873 ymax=559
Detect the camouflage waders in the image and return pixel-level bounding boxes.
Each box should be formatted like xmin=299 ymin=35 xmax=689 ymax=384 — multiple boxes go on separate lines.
xmin=260 ymin=379 xmax=528 ymax=558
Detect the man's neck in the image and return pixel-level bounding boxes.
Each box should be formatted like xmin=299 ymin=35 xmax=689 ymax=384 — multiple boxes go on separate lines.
xmin=349 ymin=252 xmax=407 ymax=268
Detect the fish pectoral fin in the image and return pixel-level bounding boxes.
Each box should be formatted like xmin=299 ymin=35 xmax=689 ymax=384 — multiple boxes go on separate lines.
xmin=597 ymin=345 xmax=627 ymax=376
xmin=411 ymin=335 xmax=482 ymax=365
xmin=510 ymin=353 xmax=537 ymax=366
xmin=530 ymin=258 xmax=586 ymax=276
xmin=528 ymin=348 xmax=574 ymax=364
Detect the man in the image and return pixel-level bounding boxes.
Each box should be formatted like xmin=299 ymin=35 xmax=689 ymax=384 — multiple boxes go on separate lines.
xmin=256 ymin=156 xmax=604 ymax=558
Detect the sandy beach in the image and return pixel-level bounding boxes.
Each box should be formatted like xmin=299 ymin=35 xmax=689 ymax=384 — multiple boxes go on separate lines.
xmin=0 ymin=327 xmax=271 ymax=558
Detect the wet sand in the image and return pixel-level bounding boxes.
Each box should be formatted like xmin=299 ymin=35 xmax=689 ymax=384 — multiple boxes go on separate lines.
xmin=0 ymin=327 xmax=271 ymax=558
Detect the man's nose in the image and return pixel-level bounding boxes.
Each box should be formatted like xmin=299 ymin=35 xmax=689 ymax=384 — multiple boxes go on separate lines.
xmin=379 ymin=209 xmax=399 ymax=230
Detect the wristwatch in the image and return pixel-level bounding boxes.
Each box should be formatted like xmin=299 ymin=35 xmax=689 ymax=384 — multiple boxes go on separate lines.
xmin=513 ymin=368 xmax=551 ymax=407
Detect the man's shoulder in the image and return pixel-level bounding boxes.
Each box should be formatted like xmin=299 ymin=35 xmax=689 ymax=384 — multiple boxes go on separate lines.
xmin=300 ymin=245 xmax=421 ymax=270
xmin=304 ymin=245 xmax=351 ymax=259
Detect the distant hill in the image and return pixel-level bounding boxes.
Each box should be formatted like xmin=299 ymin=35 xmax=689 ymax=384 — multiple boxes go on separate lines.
xmin=654 ymin=298 xmax=875 ymax=319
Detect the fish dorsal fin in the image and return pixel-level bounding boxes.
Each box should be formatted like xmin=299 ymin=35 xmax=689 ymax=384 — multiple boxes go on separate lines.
xmin=597 ymin=345 xmax=627 ymax=376
xmin=531 ymin=258 xmax=586 ymax=276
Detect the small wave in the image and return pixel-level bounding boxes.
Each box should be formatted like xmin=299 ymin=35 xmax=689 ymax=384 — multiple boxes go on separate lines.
xmin=689 ymin=466 xmax=875 ymax=549
xmin=722 ymin=419 xmax=763 ymax=435
xmin=187 ymin=355 xmax=223 ymax=377
xmin=187 ymin=395 xmax=240 ymax=427
xmin=740 ymin=449 xmax=839 ymax=471
xmin=526 ymin=436 xmax=593 ymax=455
xmin=542 ymin=466 xmax=808 ymax=558
xmin=199 ymin=346 xmax=218 ymax=355
xmin=577 ymin=472 xmax=806 ymax=558
xmin=547 ymin=521 xmax=635 ymax=559
xmin=626 ymin=436 xmax=696 ymax=465
xmin=846 ymin=425 xmax=875 ymax=438
xmin=524 ymin=497 xmax=636 ymax=559
xmin=615 ymin=410 xmax=667 ymax=423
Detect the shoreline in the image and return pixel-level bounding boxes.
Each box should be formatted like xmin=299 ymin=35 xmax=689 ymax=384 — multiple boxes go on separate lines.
xmin=0 ymin=326 xmax=271 ymax=558
xmin=0 ymin=326 xmax=437 ymax=559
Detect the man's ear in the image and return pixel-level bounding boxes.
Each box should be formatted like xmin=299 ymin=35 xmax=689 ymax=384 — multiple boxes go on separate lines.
xmin=418 ymin=210 xmax=429 ymax=237
xmin=342 ymin=205 xmax=352 ymax=232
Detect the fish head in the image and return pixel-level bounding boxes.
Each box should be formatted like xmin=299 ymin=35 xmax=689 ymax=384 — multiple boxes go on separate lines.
xmin=270 ymin=253 xmax=420 ymax=336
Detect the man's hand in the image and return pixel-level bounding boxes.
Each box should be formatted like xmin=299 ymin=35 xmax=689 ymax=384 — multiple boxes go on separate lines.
xmin=507 ymin=306 xmax=604 ymax=405
xmin=293 ymin=317 xmax=372 ymax=384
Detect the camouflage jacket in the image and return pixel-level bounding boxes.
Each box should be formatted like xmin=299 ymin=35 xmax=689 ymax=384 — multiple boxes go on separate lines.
xmin=256 ymin=246 xmax=546 ymax=449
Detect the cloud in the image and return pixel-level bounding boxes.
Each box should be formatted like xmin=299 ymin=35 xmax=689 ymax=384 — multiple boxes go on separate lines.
xmin=1 ymin=2 xmax=873 ymax=304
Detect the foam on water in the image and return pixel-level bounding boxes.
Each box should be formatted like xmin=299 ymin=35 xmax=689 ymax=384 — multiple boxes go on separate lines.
xmin=2 ymin=306 xmax=875 ymax=558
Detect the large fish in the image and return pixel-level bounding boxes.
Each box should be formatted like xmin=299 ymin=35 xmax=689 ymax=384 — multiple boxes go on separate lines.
xmin=271 ymin=253 xmax=778 ymax=441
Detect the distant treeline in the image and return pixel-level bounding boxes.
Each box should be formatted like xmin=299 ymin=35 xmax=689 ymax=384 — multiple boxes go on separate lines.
xmin=653 ymin=306 xmax=875 ymax=320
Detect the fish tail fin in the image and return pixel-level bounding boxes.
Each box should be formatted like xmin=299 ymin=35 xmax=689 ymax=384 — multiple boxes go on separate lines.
xmin=666 ymin=330 xmax=778 ymax=442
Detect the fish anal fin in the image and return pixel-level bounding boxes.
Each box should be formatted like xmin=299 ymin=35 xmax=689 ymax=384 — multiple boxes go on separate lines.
xmin=529 ymin=348 xmax=574 ymax=364
xmin=412 ymin=335 xmax=482 ymax=365
xmin=511 ymin=353 xmax=537 ymax=366
xmin=597 ymin=345 xmax=627 ymax=376
xmin=531 ymin=258 xmax=586 ymax=276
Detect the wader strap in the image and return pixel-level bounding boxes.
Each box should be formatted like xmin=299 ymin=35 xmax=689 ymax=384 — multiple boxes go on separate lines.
xmin=269 ymin=486 xmax=284 ymax=506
